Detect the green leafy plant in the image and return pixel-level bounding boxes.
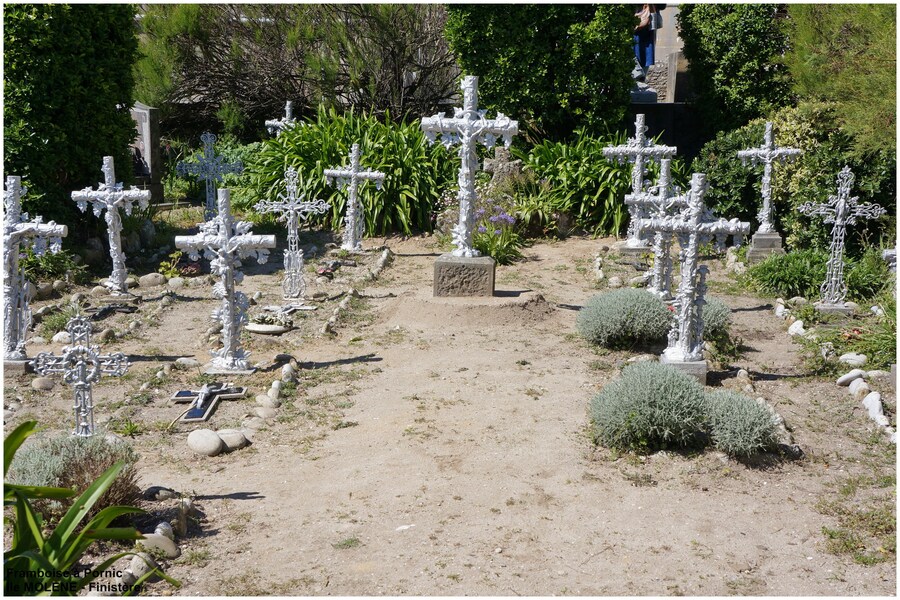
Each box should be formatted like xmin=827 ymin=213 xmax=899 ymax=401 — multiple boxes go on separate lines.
xmin=157 ymin=250 xmax=185 ymax=279
xmin=4 ymin=422 xmax=179 ymax=596
xmin=39 ymin=305 xmax=79 ymax=340
xmin=577 ymin=289 xmax=671 ymax=349
xmin=591 ymin=362 xmax=707 ymax=452
xmin=705 ymin=391 xmax=779 ymax=457
xmin=19 ymin=248 xmax=90 ymax=285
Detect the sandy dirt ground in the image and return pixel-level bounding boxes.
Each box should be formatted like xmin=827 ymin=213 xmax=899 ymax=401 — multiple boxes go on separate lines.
xmin=4 ymin=232 xmax=896 ymax=596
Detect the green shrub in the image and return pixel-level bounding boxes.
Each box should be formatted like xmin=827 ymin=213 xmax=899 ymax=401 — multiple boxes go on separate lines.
xmin=19 ymin=248 xmax=90 ymax=285
xmin=8 ymin=434 xmax=141 ymax=524
xmin=705 ymin=391 xmax=779 ymax=457
xmin=701 ymin=297 xmax=732 ymax=337
xmin=591 ymin=362 xmax=707 ymax=451
xmin=577 ymin=289 xmax=671 ymax=348
xmin=243 ymin=106 xmax=456 ymax=236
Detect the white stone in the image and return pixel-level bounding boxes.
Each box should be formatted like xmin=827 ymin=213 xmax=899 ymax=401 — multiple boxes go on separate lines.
xmin=216 ymin=428 xmax=248 ymax=451
xmin=836 ymin=369 xmax=866 ymax=386
xmin=241 ymin=417 xmax=265 ymax=430
xmin=774 ymin=304 xmax=789 ymax=318
xmin=246 ymin=322 xmax=291 ymax=335
xmin=839 ymin=352 xmax=867 ymax=367
xmin=51 ymin=331 xmax=72 ymax=344
xmin=187 ymin=429 xmax=224 ymax=457
xmin=862 ymin=391 xmax=884 ymax=419
xmin=254 ymin=406 xmax=278 ymax=419
xmin=255 ymin=394 xmax=281 ymax=408
xmin=875 ymin=414 xmax=890 ymax=427
xmin=844 ymin=301 xmax=860 ymax=311
xmin=154 ymin=521 xmax=175 ymax=541
xmin=866 ymin=369 xmax=891 ymax=381
xmin=267 ymin=386 xmax=281 ymax=400
xmin=139 ymin=273 xmax=166 ymax=287
xmin=607 ymin=276 xmax=623 ymax=289
xmin=167 ymin=277 xmax=185 ymax=290
xmin=789 ymin=296 xmax=807 ymax=305
xmin=848 ymin=378 xmax=870 ymax=397
xmin=175 ymin=357 xmax=200 ymax=368
xmin=281 ymin=363 xmax=297 ymax=382
xmin=31 ymin=377 xmax=55 ymax=391
xmin=871 ymin=305 xmax=885 ymax=316
xmin=130 ymin=553 xmax=159 ymax=581
xmin=90 ymin=285 xmax=110 ymax=297
xmin=138 ymin=532 xmax=180 ymax=559
xmin=161 ymin=295 xmax=174 ymax=307
xmin=787 ymin=320 xmax=805 ymax=337
xmin=270 ymin=380 xmax=283 ymax=392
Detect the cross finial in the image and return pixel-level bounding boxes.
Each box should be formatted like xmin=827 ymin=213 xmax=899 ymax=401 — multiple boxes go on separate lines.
xmin=101 ymin=156 xmax=117 ymax=189
xmin=462 ymin=76 xmax=478 ymax=113
xmin=835 ymin=165 xmax=854 ymax=200
xmin=285 ymin=101 xmax=294 ymax=120
xmin=5 ymin=176 xmax=24 ymax=223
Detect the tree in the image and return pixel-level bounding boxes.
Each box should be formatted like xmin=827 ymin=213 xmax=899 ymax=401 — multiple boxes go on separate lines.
xmin=444 ymin=4 xmax=635 ymax=141
xmin=134 ymin=5 xmax=459 ymax=138
xmin=677 ymin=4 xmax=794 ymax=134
xmin=4 ymin=4 xmax=139 ymax=236
xmin=783 ymin=4 xmax=896 ymax=156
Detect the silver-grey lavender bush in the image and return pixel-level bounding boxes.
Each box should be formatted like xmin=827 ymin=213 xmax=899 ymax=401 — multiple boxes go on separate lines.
xmin=705 ymin=390 xmax=779 ymax=457
xmin=577 ymin=289 xmax=671 ymax=348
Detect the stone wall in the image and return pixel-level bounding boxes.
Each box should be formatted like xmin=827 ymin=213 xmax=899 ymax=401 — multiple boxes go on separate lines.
xmin=645 ymin=62 xmax=668 ymax=103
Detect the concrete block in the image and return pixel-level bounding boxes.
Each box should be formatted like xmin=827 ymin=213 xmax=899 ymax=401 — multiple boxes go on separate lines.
xmin=659 ymin=355 xmax=708 ymax=385
xmin=746 ymin=232 xmax=785 ymax=264
xmin=434 ymin=254 xmax=495 ymax=297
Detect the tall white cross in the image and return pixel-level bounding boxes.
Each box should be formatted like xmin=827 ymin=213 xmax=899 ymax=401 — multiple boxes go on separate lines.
xmin=4 ymin=176 xmax=68 ymax=361
xmin=421 ymin=75 xmax=518 ymax=257
xmin=799 ymin=166 xmax=886 ymax=307
xmin=603 ymin=114 xmax=677 ymax=248
xmin=265 ymin=101 xmax=298 ymax=137
xmin=637 ymin=173 xmax=750 ymax=363
xmin=737 ymin=121 xmax=802 ymax=234
xmin=254 ymin=167 xmax=329 ymax=298
xmin=626 ymin=159 xmax=688 ymax=300
xmin=324 ymin=143 xmax=385 ymax=253
xmin=31 ymin=315 xmax=129 ymax=437
xmin=176 ymin=132 xmax=244 ymax=221
xmin=176 ymin=189 xmax=275 ymax=373
xmin=71 ymin=157 xmax=150 ymax=295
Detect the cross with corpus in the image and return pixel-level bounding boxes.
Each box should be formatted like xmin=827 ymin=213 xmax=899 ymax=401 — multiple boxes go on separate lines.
xmin=603 ymin=114 xmax=677 ymax=249
xmin=176 ymin=189 xmax=275 ymax=373
xmin=737 ymin=121 xmax=803 ymax=234
xmin=265 ymin=101 xmax=298 ymax=137
xmin=176 ymin=132 xmax=244 ymax=221
xmin=71 ymin=157 xmax=150 ymax=295
xmin=625 ymin=159 xmax=688 ymax=300
xmin=421 ymin=75 xmax=518 ymax=257
xmin=4 ymin=176 xmax=68 ymax=362
xmin=324 ymin=143 xmax=385 ymax=253
xmin=637 ymin=173 xmax=750 ymax=363
xmin=254 ymin=167 xmax=330 ymax=298
xmin=799 ymin=166 xmax=886 ymax=307
xmin=31 ymin=314 xmax=130 ymax=437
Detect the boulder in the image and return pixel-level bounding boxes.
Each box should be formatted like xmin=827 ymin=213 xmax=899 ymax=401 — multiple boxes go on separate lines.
xmin=839 ymin=352 xmax=867 ymax=367
xmin=836 ymin=369 xmax=866 ymax=386
xmin=31 ymin=377 xmax=55 ymax=391
xmin=36 ymin=282 xmax=54 ymax=300
xmin=139 ymin=273 xmax=166 ymax=288
xmin=187 ymin=429 xmax=224 ymax=457
xmin=137 ymin=532 xmax=180 ymax=559
xmin=217 ymin=429 xmax=249 ymax=451
xmin=51 ymin=331 xmax=71 ymax=344
xmin=787 ymin=320 xmax=805 ymax=337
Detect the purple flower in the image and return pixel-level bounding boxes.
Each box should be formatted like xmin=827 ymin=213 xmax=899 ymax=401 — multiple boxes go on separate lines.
xmin=478 ymin=226 xmax=487 ymax=233
xmin=475 ymin=208 xmax=486 ymax=218
xmin=494 ymin=229 xmax=502 ymax=236
xmin=488 ymin=215 xmax=500 ymax=223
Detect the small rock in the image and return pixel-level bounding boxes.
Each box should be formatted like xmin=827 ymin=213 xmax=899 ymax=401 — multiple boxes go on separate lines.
xmin=862 ymin=391 xmax=884 ymax=419
xmin=837 ymin=369 xmax=866 ymax=386
xmin=839 ymin=352 xmax=867 ymax=367
xmin=161 ymin=295 xmax=174 ymax=307
xmin=155 ymin=370 xmax=165 ymax=379
xmin=844 ymin=301 xmax=860 ymax=311
xmin=154 ymin=521 xmax=175 ymax=541
xmin=626 ymin=354 xmax=656 ymax=363
xmin=117 ymin=570 xmax=138 ymax=587
xmin=628 ymin=275 xmax=649 ymax=288
xmin=99 ymin=328 xmax=116 ymax=342
xmin=139 ymin=273 xmax=167 ymax=288
xmin=138 ymin=533 xmax=180 ymax=559
xmin=36 ymin=282 xmax=54 ymax=300
xmin=866 ymin=369 xmax=891 ymax=382
xmin=256 ymin=395 xmax=282 ymax=409
xmin=29 ymin=336 xmax=47 ymax=345
xmin=246 ymin=322 xmax=291 ymax=335
xmin=52 ymin=280 xmax=67 ymax=294
xmin=52 ymin=331 xmax=72 ymax=344
xmin=70 ymin=292 xmax=85 ymax=305
xmin=129 ymin=320 xmax=140 ymax=331
xmin=774 ymin=304 xmax=789 ymax=318
xmin=217 ymin=429 xmax=249 ymax=451
xmin=788 ymin=296 xmax=807 ymax=305
xmin=281 ymin=364 xmax=297 ymax=383
xmin=271 ymin=380 xmax=283 ymax=392
xmin=31 ymin=377 xmax=55 ymax=391
xmin=143 ymin=486 xmax=178 ymax=501
xmin=91 ymin=285 xmax=110 ymax=297
xmin=848 ymin=377 xmax=870 ymax=398
xmin=124 ymin=275 xmax=139 ymax=289
xmin=241 ymin=417 xmax=265 ymax=430
xmin=138 ymin=382 xmax=150 ymax=392
xmin=167 ymin=277 xmax=185 ymax=290
xmin=875 ymin=414 xmax=890 ymax=427
xmin=787 ymin=320 xmax=805 ymax=337
xmin=24 ymin=282 xmax=37 ymax=301
xmin=871 ymin=305 xmax=885 ymax=316
xmin=254 ymin=406 xmax=278 ymax=419
xmin=608 ymin=276 xmax=623 ymax=289
xmin=267 ymin=386 xmax=281 ymax=400
xmin=187 ymin=429 xmax=224 ymax=457
xmin=175 ymin=357 xmax=201 ymax=368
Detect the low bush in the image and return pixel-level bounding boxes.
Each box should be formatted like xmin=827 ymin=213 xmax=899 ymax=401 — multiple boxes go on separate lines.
xmin=19 ymin=247 xmax=90 ymax=285
xmin=705 ymin=391 xmax=779 ymax=457
xmin=701 ymin=296 xmax=732 ymax=337
xmin=576 ymin=289 xmax=671 ymax=349
xmin=591 ymin=362 xmax=707 ymax=451
xmin=7 ymin=434 xmax=141 ymax=524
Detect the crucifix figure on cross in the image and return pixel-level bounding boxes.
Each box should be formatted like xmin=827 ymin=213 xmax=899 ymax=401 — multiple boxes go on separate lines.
xmin=625 ymin=159 xmax=688 ymax=300
xmin=737 ymin=121 xmax=802 ymax=236
xmin=799 ymin=166 xmax=886 ymax=310
xmin=603 ymin=114 xmax=677 ymax=250
xmin=265 ymin=101 xmax=298 ymax=137
xmin=421 ymin=75 xmax=518 ymax=257
xmin=254 ymin=167 xmax=330 ymax=298
xmin=31 ymin=314 xmax=130 ymax=437
xmin=176 ymin=189 xmax=275 ymax=373
xmin=324 ymin=143 xmax=385 ymax=253
xmin=637 ymin=173 xmax=750 ymax=383
xmin=72 ymin=157 xmax=150 ymax=296
xmin=4 ymin=176 xmax=68 ymax=363
xmin=176 ymin=132 xmax=244 ymax=221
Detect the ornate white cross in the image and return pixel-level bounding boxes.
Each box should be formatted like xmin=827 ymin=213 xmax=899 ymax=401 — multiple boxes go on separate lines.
xmin=176 ymin=189 xmax=275 ymax=373
xmin=625 ymin=159 xmax=688 ymax=300
xmin=254 ymin=167 xmax=329 ymax=298
xmin=176 ymin=132 xmax=244 ymax=221
xmin=324 ymin=143 xmax=385 ymax=253
xmin=637 ymin=173 xmax=750 ymax=363
xmin=421 ymin=75 xmax=518 ymax=257
xmin=799 ymin=166 xmax=886 ymax=307
xmin=265 ymin=101 xmax=298 ymax=137
xmin=603 ymin=114 xmax=677 ymax=248
xmin=31 ymin=315 xmax=129 ymax=437
xmin=71 ymin=157 xmax=150 ymax=295
xmin=737 ymin=121 xmax=803 ymax=234
xmin=4 ymin=176 xmax=68 ymax=361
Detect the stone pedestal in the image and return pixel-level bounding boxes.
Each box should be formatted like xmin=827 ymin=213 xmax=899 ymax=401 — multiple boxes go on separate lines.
xmin=814 ymin=302 xmax=854 ymax=317
xmin=4 ymin=359 xmax=32 ymax=374
xmin=660 ymin=355 xmax=708 ymax=385
xmin=434 ymin=254 xmax=495 ymax=297
xmin=746 ymin=232 xmax=785 ymax=264
xmin=97 ymin=294 xmax=141 ymax=305
xmin=203 ymin=363 xmax=256 ymax=376
xmin=613 ymin=240 xmax=653 ymax=258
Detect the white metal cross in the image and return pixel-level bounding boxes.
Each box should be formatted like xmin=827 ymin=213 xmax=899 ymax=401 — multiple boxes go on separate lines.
xmin=254 ymin=167 xmax=329 ymax=298
xmin=737 ymin=121 xmax=802 ymax=234
xmin=421 ymin=75 xmax=518 ymax=257
xmin=176 ymin=132 xmax=244 ymax=221
xmin=265 ymin=101 xmax=298 ymax=137
xmin=603 ymin=114 xmax=677 ymax=248
xmin=637 ymin=173 xmax=750 ymax=363
xmin=324 ymin=143 xmax=385 ymax=253
xmin=176 ymin=189 xmax=275 ymax=373
xmin=31 ymin=315 xmax=130 ymax=437
xmin=798 ymin=166 xmax=886 ymax=306
xmin=4 ymin=176 xmax=68 ymax=361
xmin=71 ymin=157 xmax=150 ymax=295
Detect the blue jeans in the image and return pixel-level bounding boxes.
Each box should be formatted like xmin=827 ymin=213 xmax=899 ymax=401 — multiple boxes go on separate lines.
xmin=633 ymin=29 xmax=655 ymax=69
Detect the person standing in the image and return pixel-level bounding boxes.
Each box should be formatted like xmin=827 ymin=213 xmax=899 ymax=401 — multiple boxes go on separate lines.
xmin=634 ymin=4 xmax=664 ymax=76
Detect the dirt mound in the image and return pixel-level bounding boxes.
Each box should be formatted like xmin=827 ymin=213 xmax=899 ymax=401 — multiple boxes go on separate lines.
xmin=378 ymin=290 xmax=555 ymax=330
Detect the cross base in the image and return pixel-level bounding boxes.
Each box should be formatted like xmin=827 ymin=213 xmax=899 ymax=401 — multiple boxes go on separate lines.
xmin=97 ymin=293 xmax=141 ymax=305
xmin=746 ymin=232 xmax=785 ymax=264
xmin=203 ymin=363 xmax=257 ymax=375
xmin=613 ymin=240 xmax=654 ymax=258
xmin=660 ymin=355 xmax=708 ymax=385
xmin=434 ymin=254 xmax=495 ymax=297
xmin=814 ymin=302 xmax=855 ymax=317
xmin=4 ymin=359 xmax=32 ymax=374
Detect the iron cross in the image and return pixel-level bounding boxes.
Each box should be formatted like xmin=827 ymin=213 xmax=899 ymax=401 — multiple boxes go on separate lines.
xmin=177 ymin=132 xmax=244 ymax=221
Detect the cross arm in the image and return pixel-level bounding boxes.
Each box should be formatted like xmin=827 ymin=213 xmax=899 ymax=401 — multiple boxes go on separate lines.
xmin=797 ymin=201 xmax=834 ymax=219
xmin=10 ymin=221 xmax=68 ymax=243
xmin=99 ymin=352 xmax=130 ymax=376
xmin=30 ymin=352 xmax=67 ymax=376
